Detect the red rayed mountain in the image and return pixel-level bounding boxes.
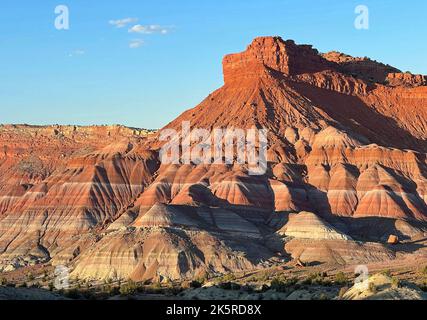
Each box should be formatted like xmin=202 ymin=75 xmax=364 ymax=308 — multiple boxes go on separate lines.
xmin=1 ymin=37 xmax=427 ymax=281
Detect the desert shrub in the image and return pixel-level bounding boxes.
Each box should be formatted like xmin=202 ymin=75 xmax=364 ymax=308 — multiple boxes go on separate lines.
xmin=270 ymin=278 xmax=287 ymax=292
xmin=261 ymin=283 xmax=270 ymax=291
xmin=270 ymin=277 xmax=297 ymax=292
xmin=119 ymin=280 xmax=138 ymax=296
xmin=110 ymin=286 xmax=120 ymax=296
xmin=381 ymin=269 xmax=392 ymax=277
xmin=334 ymin=272 xmax=348 ymax=285
xmin=102 ymin=284 xmax=115 ymax=296
xmin=221 ymin=273 xmax=236 ymax=282
xmin=144 ymin=282 xmax=162 ymax=294
xmin=64 ymin=289 xmax=81 ymax=299
xmin=189 ymin=280 xmax=202 ymax=289
xmin=164 ymin=286 xmax=183 ymax=296
xmin=368 ymin=282 xmax=377 ymax=294
xmin=240 ymin=285 xmax=254 ymax=293
xmin=218 ymin=282 xmax=231 ymax=290
xmin=420 ymin=266 xmax=427 ymax=276
xmin=218 ymin=282 xmax=242 ymax=290
xmin=417 ymin=281 xmax=427 ymax=292
xmin=317 ymin=293 xmax=329 ymax=300
xmin=391 ymin=277 xmax=400 ymax=289
xmin=195 ymin=271 xmax=209 ymax=284
xmin=0 ymin=278 xmax=7 ymax=286
xmin=26 ymin=272 xmax=35 ymax=281
xmin=81 ymin=290 xmax=97 ymax=300
xmin=302 ymin=272 xmax=331 ymax=286
xmin=152 ymin=282 xmax=162 ymax=290
xmin=230 ymin=282 xmax=241 ymax=290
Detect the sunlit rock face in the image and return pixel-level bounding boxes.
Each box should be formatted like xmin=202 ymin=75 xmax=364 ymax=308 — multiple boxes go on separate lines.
xmin=1 ymin=37 xmax=427 ymax=280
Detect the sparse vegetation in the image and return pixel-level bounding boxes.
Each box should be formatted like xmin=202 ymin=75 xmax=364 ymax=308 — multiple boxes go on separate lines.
xmin=26 ymin=272 xmax=35 ymax=282
xmin=220 ymin=273 xmax=237 ymax=283
xmin=417 ymin=281 xmax=427 ymax=292
xmin=302 ymin=272 xmax=331 ymax=286
xmin=189 ymin=280 xmax=202 ymax=289
xmin=0 ymin=277 xmax=7 ymax=286
xmin=119 ymin=280 xmax=138 ymax=296
xmin=334 ymin=272 xmax=348 ymax=285
xmin=391 ymin=277 xmax=400 ymax=289
xmin=18 ymin=282 xmax=28 ymax=288
xmin=381 ymin=269 xmax=392 ymax=277
xmin=317 ymin=293 xmax=329 ymax=300
xmin=101 ymin=284 xmax=120 ymax=296
xmin=368 ymin=282 xmax=377 ymax=294
xmin=64 ymin=289 xmax=81 ymax=299
xmin=218 ymin=282 xmax=241 ymax=290
xmin=270 ymin=276 xmax=298 ymax=292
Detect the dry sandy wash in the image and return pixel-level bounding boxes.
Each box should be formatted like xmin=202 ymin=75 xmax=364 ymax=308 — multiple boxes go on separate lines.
xmin=1 ymin=36 xmax=427 ymax=284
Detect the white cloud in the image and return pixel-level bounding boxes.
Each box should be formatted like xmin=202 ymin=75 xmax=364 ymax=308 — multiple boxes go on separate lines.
xmin=68 ymin=49 xmax=85 ymax=57
xmin=128 ymin=24 xmax=170 ymax=34
xmin=129 ymin=39 xmax=144 ymax=49
xmin=109 ymin=18 xmax=138 ymax=28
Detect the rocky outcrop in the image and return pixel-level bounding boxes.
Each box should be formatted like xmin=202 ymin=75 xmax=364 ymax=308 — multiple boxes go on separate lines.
xmin=322 ymin=51 xmax=401 ymax=83
xmin=386 ymin=73 xmax=427 ymax=87
xmin=342 ymin=273 xmax=427 ymax=300
xmin=223 ymin=37 xmax=331 ymax=84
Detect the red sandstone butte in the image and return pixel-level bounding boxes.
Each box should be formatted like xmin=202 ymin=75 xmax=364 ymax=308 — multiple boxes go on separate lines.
xmin=1 ymin=37 xmax=427 ymax=281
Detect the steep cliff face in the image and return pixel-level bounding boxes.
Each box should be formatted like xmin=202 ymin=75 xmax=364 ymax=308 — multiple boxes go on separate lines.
xmin=386 ymin=73 xmax=427 ymax=87
xmin=223 ymin=37 xmax=331 ymax=83
xmin=1 ymin=37 xmax=427 ymax=281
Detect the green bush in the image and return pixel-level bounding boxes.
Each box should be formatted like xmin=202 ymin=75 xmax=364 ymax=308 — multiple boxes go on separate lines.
xmin=102 ymin=284 xmax=118 ymax=296
xmin=417 ymin=282 xmax=427 ymax=292
xmin=391 ymin=277 xmax=400 ymax=289
xmin=240 ymin=285 xmax=254 ymax=293
xmin=381 ymin=269 xmax=392 ymax=277
xmin=230 ymin=283 xmax=241 ymax=290
xmin=26 ymin=273 xmax=35 ymax=281
xmin=270 ymin=277 xmax=297 ymax=292
xmin=217 ymin=282 xmax=242 ymax=290
xmin=368 ymin=282 xmax=377 ymax=294
xmin=119 ymin=280 xmax=138 ymax=296
xmin=64 ymin=289 xmax=81 ymax=299
xmin=334 ymin=272 xmax=348 ymax=285
xmin=220 ymin=273 xmax=236 ymax=282
xmin=302 ymin=272 xmax=331 ymax=286
xmin=317 ymin=293 xmax=329 ymax=300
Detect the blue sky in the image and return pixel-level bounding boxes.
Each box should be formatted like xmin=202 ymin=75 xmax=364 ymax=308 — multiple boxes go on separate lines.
xmin=1 ymin=0 xmax=426 ymax=129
